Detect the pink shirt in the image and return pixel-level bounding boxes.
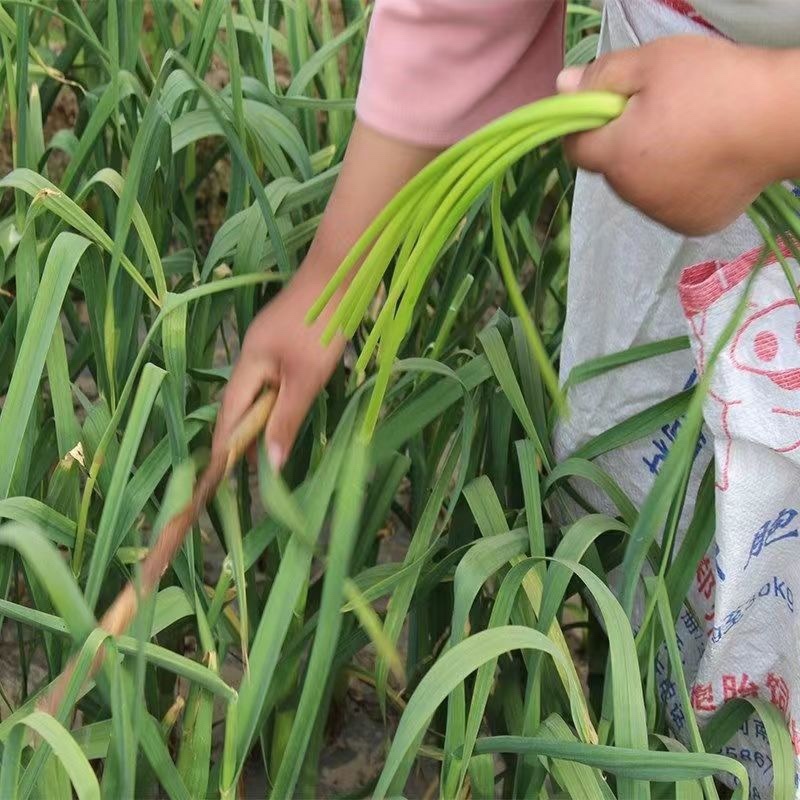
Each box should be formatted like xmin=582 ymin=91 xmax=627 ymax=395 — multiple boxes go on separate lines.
xmin=356 ymin=0 xmax=565 ymax=148
xmin=355 ymin=0 xmax=800 ymax=149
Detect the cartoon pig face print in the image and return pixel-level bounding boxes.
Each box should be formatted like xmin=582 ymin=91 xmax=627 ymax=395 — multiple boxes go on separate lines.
xmin=700 ymin=295 xmax=800 ymax=491
xmin=679 ymin=244 xmax=800 ymax=491
xmin=731 ymin=299 xmax=800 ymax=392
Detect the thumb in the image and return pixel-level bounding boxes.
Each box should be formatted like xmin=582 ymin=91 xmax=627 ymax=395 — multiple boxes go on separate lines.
xmin=559 ymin=49 xmax=643 ymax=173
xmin=263 ymin=379 xmax=316 ymax=471
xmin=557 ymin=48 xmax=644 ymax=97
xmin=214 ymin=357 xmax=276 ymax=455
xmin=556 ymin=65 xmax=586 ymax=94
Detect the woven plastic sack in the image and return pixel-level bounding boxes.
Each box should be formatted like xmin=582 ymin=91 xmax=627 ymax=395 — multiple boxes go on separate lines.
xmin=669 ymin=242 xmax=800 ymax=798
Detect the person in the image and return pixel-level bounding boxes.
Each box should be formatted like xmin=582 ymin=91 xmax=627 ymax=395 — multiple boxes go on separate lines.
xmin=214 ymin=1 xmax=800 ymax=795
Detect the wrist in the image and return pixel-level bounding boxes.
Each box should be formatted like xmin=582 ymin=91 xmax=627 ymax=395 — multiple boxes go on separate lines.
xmin=292 ymin=219 xmax=369 ymax=315
xmin=288 ymin=249 xmax=351 ymax=336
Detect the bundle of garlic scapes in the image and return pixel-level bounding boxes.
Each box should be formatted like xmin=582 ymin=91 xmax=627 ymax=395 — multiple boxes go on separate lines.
xmin=307 ymin=92 xmax=627 ymax=436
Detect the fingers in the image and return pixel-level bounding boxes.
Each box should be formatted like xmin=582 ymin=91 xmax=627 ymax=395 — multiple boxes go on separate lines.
xmin=263 ymin=377 xmax=317 ymax=472
xmin=558 ymin=47 xmax=644 ymax=97
xmin=214 ymin=355 xmax=278 ymax=454
xmin=562 ymin=118 xmax=619 ymax=173
xmin=555 ymin=65 xmax=584 ymax=94
xmin=559 ymin=49 xmax=644 ymax=173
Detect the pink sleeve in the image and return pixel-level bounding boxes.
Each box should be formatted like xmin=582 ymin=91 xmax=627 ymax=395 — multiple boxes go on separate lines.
xmin=356 ymin=0 xmax=565 ymax=147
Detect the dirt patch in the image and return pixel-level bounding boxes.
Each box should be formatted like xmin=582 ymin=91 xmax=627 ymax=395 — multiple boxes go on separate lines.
xmin=0 ymin=84 xmax=78 ymax=185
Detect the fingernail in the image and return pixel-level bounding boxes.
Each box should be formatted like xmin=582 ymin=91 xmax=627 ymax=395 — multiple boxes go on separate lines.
xmin=556 ymin=66 xmax=585 ymax=94
xmin=268 ymin=442 xmax=284 ymax=472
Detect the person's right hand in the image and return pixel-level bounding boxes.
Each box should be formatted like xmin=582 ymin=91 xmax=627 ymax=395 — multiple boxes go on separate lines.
xmin=212 ymin=268 xmax=346 ymax=471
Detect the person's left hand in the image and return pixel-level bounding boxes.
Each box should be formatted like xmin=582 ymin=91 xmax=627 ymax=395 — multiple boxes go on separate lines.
xmin=558 ymin=36 xmax=797 ymax=236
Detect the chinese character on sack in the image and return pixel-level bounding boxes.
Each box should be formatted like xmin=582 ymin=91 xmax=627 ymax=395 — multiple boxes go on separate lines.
xmin=772 ymin=509 xmax=799 ymax=541
xmin=746 ymin=522 xmax=770 ymax=569
xmin=714 ymin=542 xmax=726 ymax=581
xmin=722 ymin=607 xmax=743 ymax=634
xmin=745 ymin=509 xmax=799 ymax=570
xmin=767 ymin=673 xmax=790 ymax=714
xmin=703 ymin=606 xmax=715 ymax=638
xmin=659 ymin=677 xmax=677 ymax=703
xmin=670 ymin=703 xmax=686 ymax=730
xmin=754 ymin=719 xmax=768 ymax=742
xmin=696 ymin=556 xmax=716 ymax=599
xmin=691 ymin=682 xmax=716 ymax=712
xmin=722 ymin=673 xmax=759 ymax=701
xmin=681 ymin=608 xmax=702 ymax=637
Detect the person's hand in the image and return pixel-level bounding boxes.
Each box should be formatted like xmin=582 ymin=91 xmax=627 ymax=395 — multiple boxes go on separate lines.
xmin=212 ymin=121 xmax=440 ymax=470
xmin=558 ymin=36 xmax=797 ymax=236
xmin=213 ymin=269 xmax=345 ymax=471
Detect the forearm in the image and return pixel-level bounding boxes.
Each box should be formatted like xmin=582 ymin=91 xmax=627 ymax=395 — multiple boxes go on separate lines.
xmin=291 ymin=0 xmax=564 ymax=309
xmin=290 ymin=120 xmax=440 ymax=309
